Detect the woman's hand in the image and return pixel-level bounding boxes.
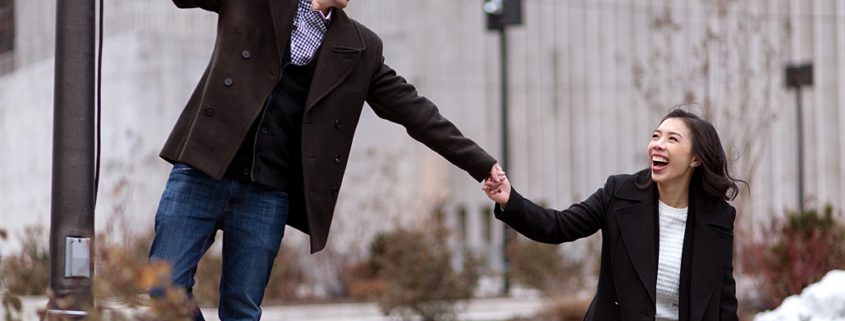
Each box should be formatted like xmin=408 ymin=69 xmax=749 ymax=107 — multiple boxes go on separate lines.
xmin=482 ymin=173 xmax=511 ymax=206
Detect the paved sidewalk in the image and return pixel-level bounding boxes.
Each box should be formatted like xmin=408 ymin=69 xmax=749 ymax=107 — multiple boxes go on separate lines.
xmin=18 ymin=296 xmax=544 ymax=321
xmin=202 ymin=297 xmax=544 ymax=321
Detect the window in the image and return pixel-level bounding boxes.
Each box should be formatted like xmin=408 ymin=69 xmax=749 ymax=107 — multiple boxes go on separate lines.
xmin=456 ymin=206 xmax=467 ymax=243
xmin=0 ymin=0 xmax=13 ymax=54
xmin=480 ymin=206 xmax=492 ymax=243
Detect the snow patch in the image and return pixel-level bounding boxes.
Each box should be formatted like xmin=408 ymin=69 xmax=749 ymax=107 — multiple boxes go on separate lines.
xmin=754 ymin=270 xmax=845 ymax=321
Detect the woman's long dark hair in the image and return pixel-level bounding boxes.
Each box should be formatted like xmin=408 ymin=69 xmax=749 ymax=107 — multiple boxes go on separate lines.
xmin=642 ymin=108 xmax=745 ymax=202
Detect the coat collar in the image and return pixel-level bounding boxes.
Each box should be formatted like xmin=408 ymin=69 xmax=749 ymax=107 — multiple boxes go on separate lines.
xmin=267 ymin=1 xmax=366 ymax=113
xmin=688 ymin=178 xmax=733 ymax=321
xmin=305 ymin=8 xmax=366 ymax=113
xmin=614 ymin=169 xmax=733 ymax=321
xmin=614 ymin=170 xmax=659 ymax=304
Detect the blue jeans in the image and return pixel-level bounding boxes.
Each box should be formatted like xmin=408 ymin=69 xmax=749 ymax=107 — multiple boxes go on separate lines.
xmin=149 ymin=163 xmax=289 ymax=321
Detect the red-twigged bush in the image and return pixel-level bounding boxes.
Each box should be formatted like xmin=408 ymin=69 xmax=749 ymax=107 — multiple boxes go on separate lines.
xmin=739 ymin=205 xmax=845 ymax=309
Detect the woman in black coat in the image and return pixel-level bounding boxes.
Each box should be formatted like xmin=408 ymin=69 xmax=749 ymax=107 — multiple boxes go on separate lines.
xmin=484 ymin=109 xmax=742 ymax=321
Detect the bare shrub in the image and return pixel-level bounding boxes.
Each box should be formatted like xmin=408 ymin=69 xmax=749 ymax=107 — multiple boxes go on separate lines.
xmin=1 ymin=226 xmax=25 ymax=321
xmin=506 ymin=296 xmax=590 ymax=321
xmin=0 ymin=225 xmax=50 ymax=296
xmin=374 ymin=226 xmax=480 ymax=321
xmin=535 ymin=296 xmax=591 ymax=321
xmin=337 ymin=257 xmax=384 ymax=301
xmin=263 ymin=243 xmax=307 ymax=304
xmin=507 ymin=236 xmax=590 ymax=295
xmin=186 ymin=235 xmax=307 ymax=307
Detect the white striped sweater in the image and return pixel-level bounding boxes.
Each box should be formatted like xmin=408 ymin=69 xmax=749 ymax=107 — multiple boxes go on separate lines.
xmin=655 ymin=201 xmax=688 ymax=321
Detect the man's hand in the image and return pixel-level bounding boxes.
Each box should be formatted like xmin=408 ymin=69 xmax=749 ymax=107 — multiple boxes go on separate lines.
xmin=487 ymin=163 xmax=505 ymax=184
xmin=312 ymin=0 xmax=348 ymax=15
xmin=482 ymin=163 xmax=510 ymax=206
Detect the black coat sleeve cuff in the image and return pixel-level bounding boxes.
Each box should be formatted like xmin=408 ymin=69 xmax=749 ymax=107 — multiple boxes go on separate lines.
xmin=493 ymin=188 xmax=524 ymax=221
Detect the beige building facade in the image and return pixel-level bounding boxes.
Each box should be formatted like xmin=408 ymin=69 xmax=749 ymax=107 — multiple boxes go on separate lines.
xmin=1 ymin=0 xmax=844 ymax=286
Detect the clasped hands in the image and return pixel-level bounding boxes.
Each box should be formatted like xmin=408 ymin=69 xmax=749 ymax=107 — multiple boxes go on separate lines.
xmin=484 ymin=163 xmax=511 ymax=206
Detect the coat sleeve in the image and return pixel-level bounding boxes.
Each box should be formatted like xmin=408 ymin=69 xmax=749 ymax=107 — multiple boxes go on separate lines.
xmin=493 ymin=176 xmax=615 ymax=244
xmin=365 ymin=39 xmax=497 ymax=182
xmin=172 ymin=0 xmax=226 ymax=12
xmin=720 ymin=206 xmax=739 ymax=321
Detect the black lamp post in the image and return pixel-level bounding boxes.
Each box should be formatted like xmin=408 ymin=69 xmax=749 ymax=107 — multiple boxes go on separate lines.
xmin=47 ymin=0 xmax=96 ymax=317
xmin=484 ymin=0 xmax=521 ymax=296
xmin=784 ymin=63 xmax=813 ymax=213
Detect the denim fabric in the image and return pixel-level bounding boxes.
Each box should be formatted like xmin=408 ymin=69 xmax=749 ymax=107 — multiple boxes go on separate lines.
xmin=149 ymin=163 xmax=289 ymax=321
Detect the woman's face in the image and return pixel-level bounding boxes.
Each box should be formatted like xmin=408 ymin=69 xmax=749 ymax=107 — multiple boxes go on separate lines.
xmin=648 ymin=117 xmax=698 ymax=186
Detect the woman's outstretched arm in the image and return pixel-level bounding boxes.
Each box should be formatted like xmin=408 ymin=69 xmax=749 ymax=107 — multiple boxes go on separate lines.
xmin=484 ymin=175 xmax=614 ymax=244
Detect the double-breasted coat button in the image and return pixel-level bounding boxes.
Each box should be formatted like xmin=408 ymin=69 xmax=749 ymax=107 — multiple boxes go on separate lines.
xmin=242 ymin=168 xmax=250 ymax=176
xmin=241 ymin=50 xmax=251 ymax=59
xmin=261 ymin=127 xmax=269 ymax=134
xmin=334 ymin=154 xmax=342 ymax=164
xmin=223 ymin=78 xmax=233 ymax=87
xmin=334 ymin=120 xmax=342 ymax=129
xmin=204 ymin=107 xmax=215 ymax=116
xmin=330 ymin=186 xmax=339 ymax=197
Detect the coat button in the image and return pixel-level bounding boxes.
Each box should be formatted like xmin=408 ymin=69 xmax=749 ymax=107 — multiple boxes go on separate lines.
xmin=204 ymin=107 xmax=215 ymax=116
xmin=334 ymin=120 xmax=342 ymax=129
xmin=242 ymin=168 xmax=250 ymax=176
xmin=330 ymin=186 xmax=339 ymax=197
xmin=334 ymin=154 xmax=342 ymax=164
xmin=241 ymin=50 xmax=251 ymax=59
xmin=223 ymin=78 xmax=233 ymax=87
xmin=261 ymin=127 xmax=269 ymax=134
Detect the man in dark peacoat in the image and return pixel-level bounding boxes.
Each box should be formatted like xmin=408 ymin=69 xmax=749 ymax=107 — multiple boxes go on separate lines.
xmin=159 ymin=0 xmax=498 ymax=252
xmin=494 ymin=169 xmax=738 ymax=321
xmin=152 ymin=0 xmax=500 ymax=319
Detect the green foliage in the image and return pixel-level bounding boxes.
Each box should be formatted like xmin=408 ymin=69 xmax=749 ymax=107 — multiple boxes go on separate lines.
xmin=373 ymin=226 xmax=480 ymax=321
xmin=740 ymin=205 xmax=845 ymax=309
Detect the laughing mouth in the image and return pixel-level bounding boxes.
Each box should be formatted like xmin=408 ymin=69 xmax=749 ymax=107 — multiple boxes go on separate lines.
xmin=652 ymin=156 xmax=669 ymax=169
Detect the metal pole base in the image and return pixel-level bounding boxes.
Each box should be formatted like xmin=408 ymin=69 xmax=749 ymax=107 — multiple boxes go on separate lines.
xmin=44 ymin=309 xmax=88 ymax=321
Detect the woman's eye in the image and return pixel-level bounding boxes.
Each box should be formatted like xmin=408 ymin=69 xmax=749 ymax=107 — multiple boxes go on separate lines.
xmin=669 ymin=137 xmax=678 ymax=142
xmin=652 ymin=134 xmax=659 ymax=140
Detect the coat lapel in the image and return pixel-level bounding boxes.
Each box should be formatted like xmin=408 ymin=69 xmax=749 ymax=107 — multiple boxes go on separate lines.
xmin=305 ymin=9 xmax=365 ymax=113
xmin=615 ymin=174 xmax=658 ymax=304
xmin=688 ymin=187 xmax=733 ymax=321
xmin=267 ymin=0 xmax=299 ymax=67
